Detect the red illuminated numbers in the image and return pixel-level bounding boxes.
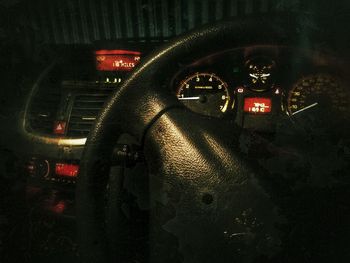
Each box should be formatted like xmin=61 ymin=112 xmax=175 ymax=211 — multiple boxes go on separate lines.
xmin=244 ymin=97 xmax=272 ymax=114
xmin=55 ymin=163 xmax=79 ymax=177
xmin=95 ymin=50 xmax=141 ymax=71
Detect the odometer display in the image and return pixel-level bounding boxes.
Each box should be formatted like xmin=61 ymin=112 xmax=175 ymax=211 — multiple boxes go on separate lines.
xmin=176 ymin=73 xmax=230 ymax=117
xmin=244 ymin=97 xmax=272 ymax=114
xmin=95 ymin=49 xmax=141 ymax=71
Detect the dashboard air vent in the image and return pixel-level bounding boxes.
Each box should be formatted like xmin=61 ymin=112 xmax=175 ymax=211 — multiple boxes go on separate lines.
xmin=67 ymin=88 xmax=113 ymax=137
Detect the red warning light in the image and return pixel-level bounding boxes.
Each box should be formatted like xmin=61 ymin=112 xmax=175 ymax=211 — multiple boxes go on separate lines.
xmin=53 ymin=121 xmax=66 ymax=135
xmin=95 ymin=49 xmax=141 ymax=71
xmin=244 ymin=97 xmax=272 ymax=114
xmin=52 ymin=201 xmax=66 ymax=214
xmin=55 ymin=163 xmax=79 ymax=177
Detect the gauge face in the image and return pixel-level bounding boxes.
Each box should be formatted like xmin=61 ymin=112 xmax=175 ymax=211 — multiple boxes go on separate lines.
xmin=176 ymin=73 xmax=230 ymax=117
xmin=287 ymin=74 xmax=349 ymax=132
xmin=244 ymin=56 xmax=276 ymax=91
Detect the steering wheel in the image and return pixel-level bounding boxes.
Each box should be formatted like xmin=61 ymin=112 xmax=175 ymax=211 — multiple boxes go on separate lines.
xmin=77 ymin=17 xmax=301 ymax=263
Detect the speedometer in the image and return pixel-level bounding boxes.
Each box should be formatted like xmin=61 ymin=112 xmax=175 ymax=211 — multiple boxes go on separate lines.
xmin=176 ymin=73 xmax=230 ymax=117
xmin=287 ymin=73 xmax=349 ymax=118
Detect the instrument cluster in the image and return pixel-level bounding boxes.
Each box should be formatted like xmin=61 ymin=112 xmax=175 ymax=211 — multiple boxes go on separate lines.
xmin=172 ymin=47 xmax=350 ymax=134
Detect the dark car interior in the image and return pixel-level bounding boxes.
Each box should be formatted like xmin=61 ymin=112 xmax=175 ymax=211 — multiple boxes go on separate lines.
xmin=1 ymin=0 xmax=350 ymax=262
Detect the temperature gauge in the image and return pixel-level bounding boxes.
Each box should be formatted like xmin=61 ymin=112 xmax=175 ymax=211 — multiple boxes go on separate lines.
xmin=244 ymin=56 xmax=276 ymax=91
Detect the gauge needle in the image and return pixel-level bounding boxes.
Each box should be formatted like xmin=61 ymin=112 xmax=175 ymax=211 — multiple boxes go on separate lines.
xmin=291 ymin=102 xmax=318 ymax=116
xmin=178 ymin=96 xmax=200 ymax=100
xmin=249 ymin=73 xmax=270 ymax=79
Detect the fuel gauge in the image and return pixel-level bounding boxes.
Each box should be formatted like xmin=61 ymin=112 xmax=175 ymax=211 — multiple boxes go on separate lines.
xmin=244 ymin=56 xmax=276 ymax=91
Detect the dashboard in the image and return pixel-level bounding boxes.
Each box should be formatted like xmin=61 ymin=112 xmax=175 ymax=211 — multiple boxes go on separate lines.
xmin=13 ymin=35 xmax=350 ymax=263
xmin=171 ymin=46 xmax=350 ymax=136
xmin=2 ymin=1 xmax=348 ymax=261
xmin=22 ymin=43 xmax=350 ymax=219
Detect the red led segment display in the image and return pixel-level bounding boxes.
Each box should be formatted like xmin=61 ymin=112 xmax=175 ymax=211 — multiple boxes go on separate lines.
xmin=95 ymin=49 xmax=141 ymax=71
xmin=55 ymin=163 xmax=79 ymax=177
xmin=244 ymin=97 xmax=272 ymax=114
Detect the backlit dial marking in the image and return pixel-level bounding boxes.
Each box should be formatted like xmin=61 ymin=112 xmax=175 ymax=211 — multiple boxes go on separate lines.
xmin=288 ymin=74 xmax=349 ymax=118
xmin=177 ymin=73 xmax=230 ymax=117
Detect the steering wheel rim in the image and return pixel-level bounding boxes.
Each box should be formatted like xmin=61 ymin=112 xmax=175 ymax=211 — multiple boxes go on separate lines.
xmin=77 ymin=16 xmax=297 ymax=263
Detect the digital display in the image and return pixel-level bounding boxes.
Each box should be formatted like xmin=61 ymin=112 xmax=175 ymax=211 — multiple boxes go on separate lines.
xmin=244 ymin=97 xmax=272 ymax=114
xmin=95 ymin=49 xmax=141 ymax=71
xmin=55 ymin=163 xmax=79 ymax=177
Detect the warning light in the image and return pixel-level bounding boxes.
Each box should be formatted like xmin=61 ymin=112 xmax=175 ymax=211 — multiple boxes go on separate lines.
xmin=53 ymin=121 xmax=66 ymax=135
xmin=52 ymin=201 xmax=66 ymax=214
xmin=95 ymin=49 xmax=141 ymax=71
xmin=244 ymin=97 xmax=272 ymax=114
xmin=55 ymin=163 xmax=79 ymax=177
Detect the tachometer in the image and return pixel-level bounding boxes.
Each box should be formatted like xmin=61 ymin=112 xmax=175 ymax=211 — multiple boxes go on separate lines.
xmin=176 ymin=73 xmax=230 ymax=117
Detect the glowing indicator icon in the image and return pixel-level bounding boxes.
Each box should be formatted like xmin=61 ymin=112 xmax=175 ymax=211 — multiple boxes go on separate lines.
xmin=53 ymin=121 xmax=66 ymax=135
xmin=244 ymin=97 xmax=272 ymax=114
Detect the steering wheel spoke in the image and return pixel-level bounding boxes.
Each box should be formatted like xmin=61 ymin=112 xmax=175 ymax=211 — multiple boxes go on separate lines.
xmin=142 ymin=108 xmax=282 ymax=262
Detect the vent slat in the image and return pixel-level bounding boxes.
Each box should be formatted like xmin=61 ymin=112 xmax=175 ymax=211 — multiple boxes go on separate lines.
xmin=67 ymin=90 xmax=113 ymax=137
xmin=71 ymin=107 xmax=102 ymax=111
